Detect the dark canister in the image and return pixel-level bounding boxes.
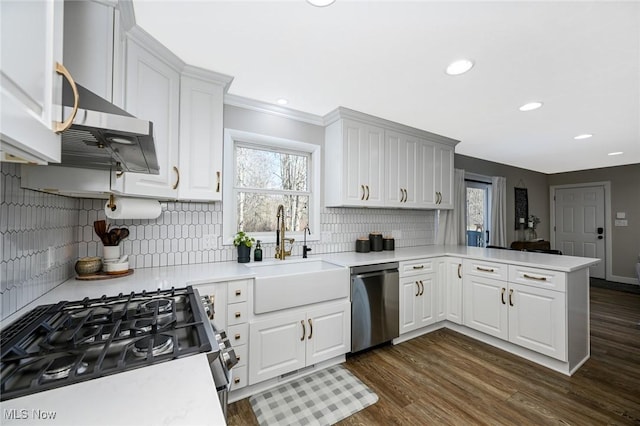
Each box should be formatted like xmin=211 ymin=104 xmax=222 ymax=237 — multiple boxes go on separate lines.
xmin=369 ymin=232 xmax=383 ymax=252
xmin=383 ymin=236 xmax=395 ymax=251
xmin=355 ymin=237 xmax=370 ymax=253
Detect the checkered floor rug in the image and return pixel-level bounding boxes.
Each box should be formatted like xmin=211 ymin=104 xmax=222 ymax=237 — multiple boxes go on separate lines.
xmin=249 ymin=364 xmax=378 ymax=426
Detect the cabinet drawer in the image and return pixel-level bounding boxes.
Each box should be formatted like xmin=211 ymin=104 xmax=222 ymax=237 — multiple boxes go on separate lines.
xmin=233 ymin=343 xmax=248 ymax=368
xmin=509 ymin=265 xmax=566 ymax=292
xmin=227 ymin=323 xmax=248 ymax=347
xmin=464 ymin=259 xmax=507 ymax=281
xmin=401 ymin=259 xmax=434 ymax=276
xmin=227 ymin=302 xmax=248 ymax=326
xmin=230 ymin=364 xmax=247 ymax=391
xmin=228 ymin=280 xmax=249 ymax=304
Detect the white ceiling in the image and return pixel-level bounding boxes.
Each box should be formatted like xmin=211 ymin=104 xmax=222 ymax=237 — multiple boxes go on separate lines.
xmin=132 ymin=1 xmax=640 ymax=174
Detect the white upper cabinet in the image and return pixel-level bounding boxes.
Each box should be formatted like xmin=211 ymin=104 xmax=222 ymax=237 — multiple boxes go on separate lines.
xmin=418 ymin=141 xmax=455 ymax=209
xmin=62 ymin=0 xmax=116 ymax=102
xmin=324 ymin=107 xmax=458 ymax=209
xmin=435 ymin=143 xmax=455 ymax=208
xmin=386 ymin=131 xmax=418 ymax=207
xmin=325 ymin=117 xmax=385 ymax=207
xmin=111 ymin=29 xmax=181 ymax=199
xmin=178 ymin=66 xmax=232 ymax=201
xmin=0 ymin=0 xmax=64 ymax=164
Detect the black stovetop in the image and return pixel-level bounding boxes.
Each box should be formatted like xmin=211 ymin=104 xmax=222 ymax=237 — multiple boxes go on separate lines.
xmin=0 ymin=286 xmax=212 ymax=401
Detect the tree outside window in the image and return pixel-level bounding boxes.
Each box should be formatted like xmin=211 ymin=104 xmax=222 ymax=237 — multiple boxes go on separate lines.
xmin=235 ymin=145 xmax=310 ymax=234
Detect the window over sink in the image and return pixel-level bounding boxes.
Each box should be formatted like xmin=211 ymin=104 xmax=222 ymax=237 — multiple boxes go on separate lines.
xmin=223 ymin=129 xmax=320 ymax=245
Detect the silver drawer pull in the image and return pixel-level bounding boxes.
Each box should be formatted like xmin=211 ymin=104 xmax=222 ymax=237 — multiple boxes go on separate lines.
xmin=476 ymin=267 xmax=495 ymax=273
xmin=235 ymin=289 xmax=241 ymax=296
xmin=413 ymin=265 xmax=424 ymax=270
xmin=523 ymin=274 xmax=547 ymax=281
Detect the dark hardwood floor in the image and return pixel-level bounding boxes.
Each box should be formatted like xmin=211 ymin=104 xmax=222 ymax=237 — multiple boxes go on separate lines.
xmin=227 ymin=286 xmax=640 ymax=425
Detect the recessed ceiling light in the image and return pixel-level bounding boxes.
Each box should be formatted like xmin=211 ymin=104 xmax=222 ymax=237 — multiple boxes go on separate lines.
xmin=306 ymin=0 xmax=336 ymax=6
xmin=519 ymin=102 xmax=543 ymax=112
xmin=574 ymin=134 xmax=593 ymax=140
xmin=445 ymin=59 xmax=474 ymax=76
xmin=608 ymin=151 xmax=623 ymax=156
xmin=276 ymin=98 xmax=288 ymax=105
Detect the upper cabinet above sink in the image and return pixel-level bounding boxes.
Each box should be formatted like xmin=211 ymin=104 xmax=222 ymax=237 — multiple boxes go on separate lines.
xmin=323 ymin=107 xmax=458 ymax=210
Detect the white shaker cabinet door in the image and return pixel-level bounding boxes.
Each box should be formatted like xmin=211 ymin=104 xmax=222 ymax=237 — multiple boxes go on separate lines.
xmin=463 ymin=275 xmax=508 ymax=340
xmin=305 ymin=302 xmax=350 ymax=365
xmin=435 ymin=143 xmax=455 ymax=209
xmin=446 ymin=258 xmax=463 ymax=324
xmin=178 ymin=69 xmax=230 ymax=201
xmin=508 ymin=283 xmax=567 ymax=361
xmin=342 ymin=120 xmax=385 ymax=206
xmin=249 ymin=313 xmax=306 ymax=385
xmin=112 ymin=35 xmax=180 ymax=198
xmin=1 ymin=0 xmax=63 ymax=164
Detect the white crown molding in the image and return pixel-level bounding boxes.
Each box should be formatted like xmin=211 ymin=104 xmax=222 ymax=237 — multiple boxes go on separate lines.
xmin=117 ymin=0 xmax=136 ymax=31
xmin=126 ymin=26 xmax=185 ymax=72
xmin=323 ymin=106 xmax=460 ymax=147
xmin=223 ymin=94 xmax=325 ymax=126
xmin=182 ymin=65 xmax=234 ymax=92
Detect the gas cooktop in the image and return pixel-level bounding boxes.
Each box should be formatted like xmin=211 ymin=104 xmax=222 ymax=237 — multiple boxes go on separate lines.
xmin=0 ymin=286 xmax=212 ymax=401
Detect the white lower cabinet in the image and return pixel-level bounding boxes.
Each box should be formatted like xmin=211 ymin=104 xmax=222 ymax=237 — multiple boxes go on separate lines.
xmin=399 ymin=274 xmax=435 ymax=334
xmin=399 ymin=259 xmax=436 ymax=334
xmin=445 ymin=257 xmax=463 ymax=324
xmin=508 ymin=282 xmax=566 ymax=360
xmin=248 ymin=301 xmax=350 ymax=385
xmin=463 ymin=260 xmax=567 ymax=361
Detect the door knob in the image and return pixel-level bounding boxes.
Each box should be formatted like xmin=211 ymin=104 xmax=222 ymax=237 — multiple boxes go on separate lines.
xmin=597 ymin=227 xmax=604 ymax=235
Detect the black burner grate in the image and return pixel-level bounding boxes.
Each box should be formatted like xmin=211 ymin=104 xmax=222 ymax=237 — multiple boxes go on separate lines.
xmin=0 ymin=286 xmax=212 ymax=401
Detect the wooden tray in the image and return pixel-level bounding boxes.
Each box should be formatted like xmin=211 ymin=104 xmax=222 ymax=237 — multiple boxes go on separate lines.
xmin=76 ymin=269 xmax=134 ymax=281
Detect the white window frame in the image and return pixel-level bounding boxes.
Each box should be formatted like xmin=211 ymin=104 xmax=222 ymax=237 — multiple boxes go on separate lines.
xmin=223 ymin=128 xmax=321 ymax=246
xmin=465 ymin=173 xmax=493 ymax=247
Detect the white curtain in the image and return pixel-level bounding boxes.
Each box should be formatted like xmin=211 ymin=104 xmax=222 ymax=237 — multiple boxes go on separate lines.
xmin=490 ymin=176 xmax=507 ymax=247
xmin=437 ymin=169 xmax=466 ymax=245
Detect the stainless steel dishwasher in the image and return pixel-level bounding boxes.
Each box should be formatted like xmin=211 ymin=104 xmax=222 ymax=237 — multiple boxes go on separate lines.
xmin=351 ymin=262 xmax=399 ymax=352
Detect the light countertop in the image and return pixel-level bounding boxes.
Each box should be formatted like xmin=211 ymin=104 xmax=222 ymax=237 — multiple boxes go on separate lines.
xmin=0 ymin=354 xmax=225 ymax=426
xmin=0 ymin=245 xmax=599 ymax=426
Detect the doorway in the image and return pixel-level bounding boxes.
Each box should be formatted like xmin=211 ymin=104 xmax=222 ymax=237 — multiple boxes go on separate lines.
xmin=465 ymin=178 xmax=492 ymax=247
xmin=551 ymin=183 xmax=609 ymax=279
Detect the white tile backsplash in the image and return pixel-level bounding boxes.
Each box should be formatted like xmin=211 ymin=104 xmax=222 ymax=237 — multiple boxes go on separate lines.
xmin=1 ymin=163 xmax=79 ymax=320
xmin=1 ymin=163 xmax=436 ymax=320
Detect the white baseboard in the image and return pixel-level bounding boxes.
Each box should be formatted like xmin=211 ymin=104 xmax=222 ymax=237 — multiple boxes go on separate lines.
xmin=606 ymin=274 xmax=640 ymax=285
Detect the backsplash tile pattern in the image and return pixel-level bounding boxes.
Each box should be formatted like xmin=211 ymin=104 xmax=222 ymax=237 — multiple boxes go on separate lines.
xmin=1 ymin=163 xmax=436 ymax=320
xmin=1 ymin=163 xmax=79 ymax=320
xmin=82 ymin=203 xmax=436 ymax=269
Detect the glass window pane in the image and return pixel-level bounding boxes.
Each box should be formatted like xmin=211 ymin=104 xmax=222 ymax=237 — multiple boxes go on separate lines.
xmin=236 ymin=146 xmax=308 ymax=191
xmin=237 ymin=192 xmax=309 ymax=233
xmin=466 ymin=187 xmax=485 ymax=231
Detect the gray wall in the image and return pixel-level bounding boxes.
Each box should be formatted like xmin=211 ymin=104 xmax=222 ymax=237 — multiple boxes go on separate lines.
xmin=548 ymin=164 xmax=640 ymax=281
xmin=455 ymin=154 xmax=550 ymax=245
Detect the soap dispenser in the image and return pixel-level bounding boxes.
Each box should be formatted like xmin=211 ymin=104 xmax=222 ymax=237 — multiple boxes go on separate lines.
xmin=254 ymin=240 xmax=263 ymax=262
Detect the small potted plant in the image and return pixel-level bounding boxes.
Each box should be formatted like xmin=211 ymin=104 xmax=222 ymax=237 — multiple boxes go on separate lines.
xmin=233 ymin=231 xmax=255 ymax=263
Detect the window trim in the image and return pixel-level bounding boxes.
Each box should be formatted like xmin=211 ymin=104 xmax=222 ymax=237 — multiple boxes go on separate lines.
xmin=223 ymin=128 xmax=321 ymax=246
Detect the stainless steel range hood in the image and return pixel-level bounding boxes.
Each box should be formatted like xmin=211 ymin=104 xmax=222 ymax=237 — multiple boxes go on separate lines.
xmin=59 ymin=82 xmax=159 ymax=174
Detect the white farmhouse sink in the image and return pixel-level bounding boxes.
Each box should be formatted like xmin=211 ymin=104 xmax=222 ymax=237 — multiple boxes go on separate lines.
xmin=247 ymin=259 xmax=349 ymax=314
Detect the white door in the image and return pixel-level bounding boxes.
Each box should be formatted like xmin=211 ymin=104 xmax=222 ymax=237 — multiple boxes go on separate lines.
xmin=507 ymin=283 xmax=567 ymax=361
xmin=306 ymin=302 xmax=350 ymax=365
xmin=463 ymin=275 xmax=508 ymax=339
xmin=248 ymin=313 xmax=306 ymax=385
xmin=0 ymin=0 xmax=63 ymax=164
xmin=554 ymin=186 xmax=605 ymax=278
xmin=399 ymin=276 xmax=419 ymax=334
xmin=446 ymin=258 xmax=463 ymax=324
xmin=113 ymin=37 xmax=180 ymax=198
xmin=417 ymin=274 xmax=436 ymax=328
